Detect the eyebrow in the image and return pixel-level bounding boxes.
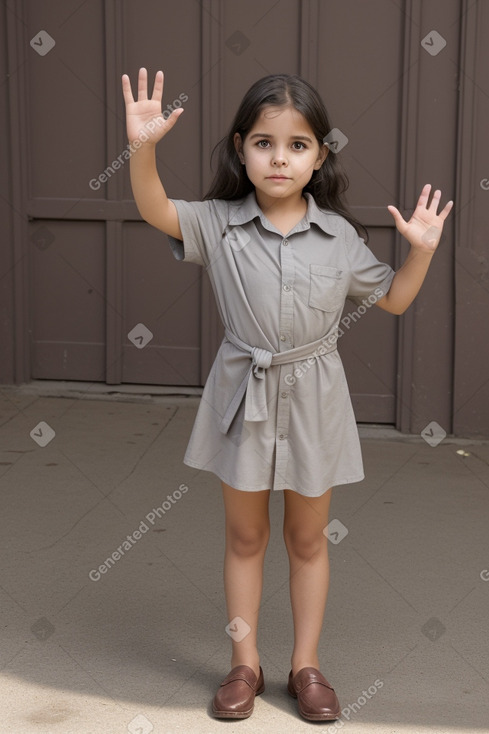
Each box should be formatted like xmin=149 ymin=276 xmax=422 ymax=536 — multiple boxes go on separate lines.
xmin=248 ymin=133 xmax=314 ymax=143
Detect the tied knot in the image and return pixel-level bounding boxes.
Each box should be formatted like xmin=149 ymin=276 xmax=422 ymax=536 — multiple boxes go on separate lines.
xmin=250 ymin=347 xmax=273 ymax=375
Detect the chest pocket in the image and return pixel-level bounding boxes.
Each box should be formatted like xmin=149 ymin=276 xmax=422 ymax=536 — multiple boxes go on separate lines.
xmin=309 ymin=264 xmax=344 ymax=312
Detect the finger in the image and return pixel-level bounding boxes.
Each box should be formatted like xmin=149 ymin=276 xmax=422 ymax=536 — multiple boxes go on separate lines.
xmin=438 ymin=199 xmax=454 ymax=220
xmin=151 ymin=70 xmax=164 ymax=103
xmin=387 ymin=205 xmax=406 ymax=228
xmin=121 ymin=74 xmax=134 ymax=105
xmin=417 ymin=183 xmax=432 ymax=208
xmin=137 ymin=67 xmax=148 ymax=101
xmin=429 ymin=188 xmax=442 ymax=212
xmin=162 ymin=106 xmax=184 ymax=133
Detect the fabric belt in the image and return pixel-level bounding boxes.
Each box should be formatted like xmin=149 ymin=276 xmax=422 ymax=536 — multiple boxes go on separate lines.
xmin=219 ymin=327 xmax=338 ymax=434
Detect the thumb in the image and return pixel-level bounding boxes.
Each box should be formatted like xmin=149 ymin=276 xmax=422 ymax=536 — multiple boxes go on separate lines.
xmin=387 ymin=204 xmax=406 ymax=231
xmin=163 ymin=106 xmax=184 ymax=132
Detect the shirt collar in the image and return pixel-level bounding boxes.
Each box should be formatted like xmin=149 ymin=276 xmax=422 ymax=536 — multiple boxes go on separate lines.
xmin=227 ymin=190 xmax=339 ymax=236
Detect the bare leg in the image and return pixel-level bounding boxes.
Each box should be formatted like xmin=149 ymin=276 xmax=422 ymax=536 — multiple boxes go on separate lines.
xmin=221 ymin=481 xmax=270 ymax=679
xmin=283 ymin=488 xmax=333 ymax=675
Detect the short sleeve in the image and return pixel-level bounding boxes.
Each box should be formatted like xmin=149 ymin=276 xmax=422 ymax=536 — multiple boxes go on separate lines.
xmin=166 ymin=198 xmax=227 ymax=267
xmin=345 ymin=223 xmax=395 ymax=306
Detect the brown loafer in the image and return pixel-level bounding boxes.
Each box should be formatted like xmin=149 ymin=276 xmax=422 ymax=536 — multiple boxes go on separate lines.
xmin=287 ymin=666 xmax=341 ymax=721
xmin=212 ymin=665 xmax=265 ymax=718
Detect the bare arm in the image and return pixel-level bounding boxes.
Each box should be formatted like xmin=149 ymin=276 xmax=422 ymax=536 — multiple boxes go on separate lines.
xmin=122 ymin=68 xmax=183 ymax=239
xmin=376 ymin=184 xmax=454 ymax=315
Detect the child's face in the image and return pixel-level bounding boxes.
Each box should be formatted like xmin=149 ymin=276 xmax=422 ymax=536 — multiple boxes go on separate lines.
xmin=234 ymin=105 xmax=328 ymax=202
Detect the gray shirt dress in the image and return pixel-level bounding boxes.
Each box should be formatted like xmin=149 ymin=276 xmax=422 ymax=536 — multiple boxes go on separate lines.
xmin=167 ymin=191 xmax=395 ymax=497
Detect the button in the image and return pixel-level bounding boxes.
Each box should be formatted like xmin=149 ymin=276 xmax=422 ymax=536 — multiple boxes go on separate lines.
xmin=283 ymin=239 xmax=289 ymax=246
xmin=279 ymin=434 xmax=287 ymax=440
xmin=281 ymin=392 xmax=288 ymax=398
xmin=280 ymin=335 xmax=286 ymax=341
xmin=283 ymin=284 xmax=291 ymax=292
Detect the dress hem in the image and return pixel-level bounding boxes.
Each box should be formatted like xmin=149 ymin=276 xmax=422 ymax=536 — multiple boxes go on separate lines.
xmin=182 ymin=457 xmax=364 ymax=496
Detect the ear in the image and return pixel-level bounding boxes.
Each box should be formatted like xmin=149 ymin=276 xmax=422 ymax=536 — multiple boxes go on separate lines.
xmin=234 ymin=132 xmax=245 ymax=164
xmin=313 ymin=143 xmax=329 ymax=170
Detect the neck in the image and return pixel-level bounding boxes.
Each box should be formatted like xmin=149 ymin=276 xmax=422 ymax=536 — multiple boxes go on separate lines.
xmin=254 ymin=189 xmax=306 ymax=217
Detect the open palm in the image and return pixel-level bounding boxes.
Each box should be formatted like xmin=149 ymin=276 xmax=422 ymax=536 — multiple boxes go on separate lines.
xmin=121 ymin=68 xmax=183 ymax=145
xmin=387 ymin=184 xmax=453 ymax=252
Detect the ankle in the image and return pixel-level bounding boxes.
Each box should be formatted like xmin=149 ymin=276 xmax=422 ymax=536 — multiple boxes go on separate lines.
xmin=291 ymin=656 xmax=320 ymax=677
xmin=231 ymin=655 xmax=261 ymax=679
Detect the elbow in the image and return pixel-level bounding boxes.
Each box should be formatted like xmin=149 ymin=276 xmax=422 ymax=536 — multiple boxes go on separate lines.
xmin=392 ymin=302 xmax=411 ymax=315
xmin=378 ymin=297 xmax=409 ymax=315
xmin=392 ymin=304 xmax=407 ymax=316
xmin=377 ymin=296 xmax=405 ymax=315
xmin=386 ymin=302 xmax=408 ymax=315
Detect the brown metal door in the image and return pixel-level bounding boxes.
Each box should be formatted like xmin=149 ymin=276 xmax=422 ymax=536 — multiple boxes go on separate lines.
xmin=4 ymin=0 xmax=463 ymax=430
xmin=24 ymin=0 xmax=203 ymax=387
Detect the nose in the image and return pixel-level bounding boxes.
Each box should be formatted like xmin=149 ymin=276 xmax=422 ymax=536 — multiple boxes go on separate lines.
xmin=272 ymin=147 xmax=288 ymax=166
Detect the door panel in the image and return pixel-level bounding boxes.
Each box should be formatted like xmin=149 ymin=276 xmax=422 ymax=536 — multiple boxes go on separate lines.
xmin=121 ymin=222 xmax=201 ymax=385
xmin=22 ymin=0 xmax=416 ymax=425
xmin=30 ymin=220 xmax=106 ymax=381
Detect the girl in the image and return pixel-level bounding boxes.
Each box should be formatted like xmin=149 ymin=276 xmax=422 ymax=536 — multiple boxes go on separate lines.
xmin=122 ymin=68 xmax=453 ymax=722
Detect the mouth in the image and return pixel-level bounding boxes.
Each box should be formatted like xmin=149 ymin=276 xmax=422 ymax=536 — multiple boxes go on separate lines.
xmin=266 ymin=176 xmax=291 ymax=180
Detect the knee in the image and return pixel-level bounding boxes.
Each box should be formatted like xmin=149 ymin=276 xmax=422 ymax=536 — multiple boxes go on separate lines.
xmin=227 ymin=522 xmax=270 ymax=558
xmin=283 ymin=525 xmax=326 ymax=562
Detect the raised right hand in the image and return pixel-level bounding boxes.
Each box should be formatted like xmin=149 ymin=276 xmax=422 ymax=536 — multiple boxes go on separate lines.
xmin=121 ymin=68 xmax=184 ymax=146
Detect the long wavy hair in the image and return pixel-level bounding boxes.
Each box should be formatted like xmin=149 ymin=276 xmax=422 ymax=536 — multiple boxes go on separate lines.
xmin=204 ymin=73 xmax=368 ymax=241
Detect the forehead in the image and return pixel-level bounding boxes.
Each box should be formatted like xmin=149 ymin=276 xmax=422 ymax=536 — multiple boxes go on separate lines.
xmin=249 ymin=105 xmax=314 ymax=136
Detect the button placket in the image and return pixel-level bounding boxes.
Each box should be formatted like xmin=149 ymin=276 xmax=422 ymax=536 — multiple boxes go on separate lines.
xmin=273 ymin=364 xmax=292 ymax=489
xmin=273 ymin=238 xmax=295 ymax=490
xmin=279 ymin=239 xmax=295 ymax=350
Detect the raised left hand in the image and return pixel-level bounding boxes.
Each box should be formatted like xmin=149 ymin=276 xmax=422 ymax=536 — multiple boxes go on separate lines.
xmin=387 ymin=184 xmax=453 ymax=253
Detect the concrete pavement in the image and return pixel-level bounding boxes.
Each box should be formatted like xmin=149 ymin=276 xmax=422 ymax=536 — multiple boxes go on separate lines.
xmin=0 ymin=382 xmax=488 ymax=734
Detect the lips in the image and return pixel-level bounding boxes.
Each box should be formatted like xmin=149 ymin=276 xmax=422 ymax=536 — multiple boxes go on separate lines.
xmin=267 ymin=176 xmax=290 ymax=180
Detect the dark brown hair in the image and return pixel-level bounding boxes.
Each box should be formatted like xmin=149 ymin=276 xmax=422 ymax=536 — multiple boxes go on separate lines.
xmin=204 ymin=73 xmax=368 ymax=241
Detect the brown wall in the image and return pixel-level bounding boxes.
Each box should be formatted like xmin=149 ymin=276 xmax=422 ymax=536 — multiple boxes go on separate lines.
xmin=1 ymin=0 xmax=488 ymax=437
